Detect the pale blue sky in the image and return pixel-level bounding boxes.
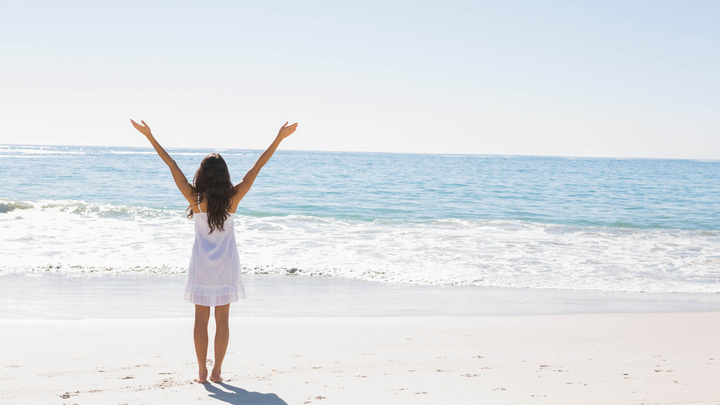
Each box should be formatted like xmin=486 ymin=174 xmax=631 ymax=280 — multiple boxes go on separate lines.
xmin=1 ymin=0 xmax=719 ymax=158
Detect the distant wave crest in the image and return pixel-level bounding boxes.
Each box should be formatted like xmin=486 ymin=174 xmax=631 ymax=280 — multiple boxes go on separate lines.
xmin=0 ymin=198 xmax=181 ymax=219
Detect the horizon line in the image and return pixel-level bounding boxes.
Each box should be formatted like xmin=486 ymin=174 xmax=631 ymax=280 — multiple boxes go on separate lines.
xmin=1 ymin=142 xmax=718 ymax=162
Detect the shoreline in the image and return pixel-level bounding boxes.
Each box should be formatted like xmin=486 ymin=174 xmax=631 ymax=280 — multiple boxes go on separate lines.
xmin=2 ymin=273 xmax=720 ymax=320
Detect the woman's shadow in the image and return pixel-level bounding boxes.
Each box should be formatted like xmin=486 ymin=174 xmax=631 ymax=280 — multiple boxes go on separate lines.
xmin=203 ymin=382 xmax=288 ymax=405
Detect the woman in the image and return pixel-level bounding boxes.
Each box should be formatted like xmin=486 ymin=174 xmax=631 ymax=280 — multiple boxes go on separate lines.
xmin=131 ymin=119 xmax=298 ymax=383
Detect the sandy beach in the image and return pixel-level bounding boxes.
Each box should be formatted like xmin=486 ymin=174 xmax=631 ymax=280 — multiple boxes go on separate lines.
xmin=1 ymin=311 xmax=719 ymax=404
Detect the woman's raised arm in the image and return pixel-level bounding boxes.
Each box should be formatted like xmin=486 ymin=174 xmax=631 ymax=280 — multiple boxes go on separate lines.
xmin=232 ymin=122 xmax=298 ymax=205
xmin=131 ymin=119 xmax=194 ymax=202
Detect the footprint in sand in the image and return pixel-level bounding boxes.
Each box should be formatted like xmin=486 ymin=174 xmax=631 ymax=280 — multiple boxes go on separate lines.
xmin=121 ymin=364 xmax=150 ymax=370
xmin=303 ymin=396 xmax=327 ymax=404
xmin=59 ymin=391 xmax=79 ymax=399
xmin=152 ymin=377 xmax=182 ymax=389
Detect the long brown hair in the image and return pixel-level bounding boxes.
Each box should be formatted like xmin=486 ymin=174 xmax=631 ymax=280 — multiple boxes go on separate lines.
xmin=187 ymin=153 xmax=234 ymax=233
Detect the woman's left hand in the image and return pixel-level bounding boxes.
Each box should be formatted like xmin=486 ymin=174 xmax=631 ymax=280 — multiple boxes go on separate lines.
xmin=130 ymin=119 xmax=153 ymax=138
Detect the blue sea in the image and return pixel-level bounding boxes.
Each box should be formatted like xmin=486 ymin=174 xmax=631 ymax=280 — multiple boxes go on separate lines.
xmin=1 ymin=144 xmax=719 ymax=293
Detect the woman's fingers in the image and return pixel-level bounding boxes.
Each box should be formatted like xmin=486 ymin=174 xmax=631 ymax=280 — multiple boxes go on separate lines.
xmin=131 ymin=118 xmax=152 ymax=136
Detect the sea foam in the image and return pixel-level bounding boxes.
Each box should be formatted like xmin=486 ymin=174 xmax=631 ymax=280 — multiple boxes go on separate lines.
xmin=2 ymin=199 xmax=719 ymax=293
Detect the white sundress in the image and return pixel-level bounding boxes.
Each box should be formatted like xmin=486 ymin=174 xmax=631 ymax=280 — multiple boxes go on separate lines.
xmin=184 ymin=203 xmax=246 ymax=306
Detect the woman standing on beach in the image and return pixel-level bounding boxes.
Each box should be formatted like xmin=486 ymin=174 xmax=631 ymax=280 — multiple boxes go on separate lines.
xmin=131 ymin=119 xmax=298 ymax=383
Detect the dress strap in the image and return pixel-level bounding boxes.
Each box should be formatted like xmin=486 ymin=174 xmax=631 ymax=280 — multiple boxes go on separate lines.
xmin=197 ymin=193 xmax=203 ymax=213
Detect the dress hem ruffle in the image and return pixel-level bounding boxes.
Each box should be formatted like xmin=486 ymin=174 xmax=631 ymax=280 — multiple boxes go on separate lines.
xmin=184 ymin=283 xmax=246 ymax=307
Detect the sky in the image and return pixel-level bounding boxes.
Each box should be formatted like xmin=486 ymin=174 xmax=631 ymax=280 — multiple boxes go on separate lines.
xmin=1 ymin=0 xmax=719 ymax=158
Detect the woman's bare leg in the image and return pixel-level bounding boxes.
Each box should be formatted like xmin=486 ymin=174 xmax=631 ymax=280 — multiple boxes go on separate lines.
xmin=210 ymin=304 xmax=230 ymax=383
xmin=193 ymin=305 xmax=211 ymax=383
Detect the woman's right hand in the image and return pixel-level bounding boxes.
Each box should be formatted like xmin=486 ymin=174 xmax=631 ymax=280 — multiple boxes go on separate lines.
xmin=130 ymin=119 xmax=153 ymax=138
xmin=277 ymin=122 xmax=298 ymax=140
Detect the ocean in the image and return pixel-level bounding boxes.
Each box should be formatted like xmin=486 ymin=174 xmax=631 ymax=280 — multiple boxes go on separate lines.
xmin=1 ymin=144 xmax=719 ymax=294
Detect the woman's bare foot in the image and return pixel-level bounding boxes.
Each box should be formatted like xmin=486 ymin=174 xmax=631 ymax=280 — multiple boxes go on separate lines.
xmin=194 ymin=367 xmax=208 ymax=383
xmin=209 ymin=367 xmax=222 ymax=383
